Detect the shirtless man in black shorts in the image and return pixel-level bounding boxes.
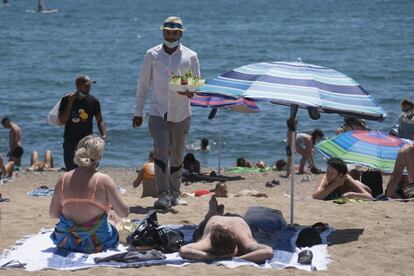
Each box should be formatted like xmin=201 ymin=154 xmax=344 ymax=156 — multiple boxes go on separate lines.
xmin=1 ymin=117 xmax=23 ymax=177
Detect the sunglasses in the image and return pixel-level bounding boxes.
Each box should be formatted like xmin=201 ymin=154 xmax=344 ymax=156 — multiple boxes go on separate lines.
xmin=163 ymin=22 xmax=183 ymax=29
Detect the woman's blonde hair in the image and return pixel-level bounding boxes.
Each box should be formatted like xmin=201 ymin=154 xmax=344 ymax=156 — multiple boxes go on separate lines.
xmin=74 ymin=134 xmax=105 ymax=168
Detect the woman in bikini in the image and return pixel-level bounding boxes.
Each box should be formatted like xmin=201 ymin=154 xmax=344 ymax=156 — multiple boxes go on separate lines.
xmin=49 ymin=135 xmax=129 ymax=253
xmin=282 ymin=128 xmax=324 ymax=177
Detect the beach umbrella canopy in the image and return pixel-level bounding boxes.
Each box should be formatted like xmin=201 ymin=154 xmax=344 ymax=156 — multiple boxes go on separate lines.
xmin=316 ymin=130 xmax=413 ymax=173
xmin=191 ymin=95 xmax=259 ymax=113
xmin=197 ymin=61 xmax=387 ymax=225
xmin=198 ymin=61 xmax=386 ymax=121
xmin=191 ymin=95 xmax=259 ymax=174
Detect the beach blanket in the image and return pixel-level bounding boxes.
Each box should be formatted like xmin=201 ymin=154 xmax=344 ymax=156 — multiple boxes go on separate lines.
xmin=0 ymin=223 xmax=333 ymax=271
xmin=27 ymin=186 xmax=54 ymax=197
xmin=225 ymin=167 xmax=274 ymax=173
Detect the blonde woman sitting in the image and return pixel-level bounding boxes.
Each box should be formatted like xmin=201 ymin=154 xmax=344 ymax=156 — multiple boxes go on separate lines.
xmin=49 ymin=135 xmax=129 ymax=253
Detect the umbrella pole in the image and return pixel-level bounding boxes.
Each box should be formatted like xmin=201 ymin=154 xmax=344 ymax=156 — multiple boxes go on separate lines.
xmin=218 ymin=108 xmax=222 ymax=176
xmin=288 ymin=105 xmax=299 ymax=226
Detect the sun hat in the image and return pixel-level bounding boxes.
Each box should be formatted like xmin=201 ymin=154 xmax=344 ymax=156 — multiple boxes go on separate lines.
xmin=160 ymin=16 xmax=185 ymax=32
xmin=76 ymin=74 xmax=96 ymax=86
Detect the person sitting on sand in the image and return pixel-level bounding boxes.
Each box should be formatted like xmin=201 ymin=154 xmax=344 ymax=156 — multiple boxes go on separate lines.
xmin=183 ymin=153 xmax=201 ymax=174
xmin=397 ymin=99 xmax=414 ymax=139
xmin=49 ymin=135 xmax=129 ymax=253
xmin=186 ymin=182 xmax=268 ymax=198
xmin=274 ymin=159 xmax=287 ymax=171
xmin=282 ymin=128 xmax=324 ymax=178
xmin=179 ymin=195 xmax=273 ymax=263
xmin=27 ymin=150 xmax=55 ymax=171
xmin=336 ymin=117 xmax=369 ymax=134
xmin=385 ymin=144 xmax=414 ymax=198
xmin=133 ymin=151 xmax=155 ymax=188
xmin=312 ymin=158 xmax=373 ymax=200
xmin=236 ymin=157 xmax=253 ymax=168
xmin=132 ymin=151 xmax=158 ymax=198
xmin=0 ymin=153 xmax=6 ymax=178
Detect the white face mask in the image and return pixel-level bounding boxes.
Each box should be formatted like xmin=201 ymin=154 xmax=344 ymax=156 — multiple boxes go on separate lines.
xmin=78 ymin=92 xmax=88 ymax=98
xmin=163 ymin=39 xmax=180 ymax=49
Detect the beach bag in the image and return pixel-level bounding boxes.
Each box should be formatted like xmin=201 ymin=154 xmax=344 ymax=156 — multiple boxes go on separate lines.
xmin=47 ymin=97 xmax=64 ymax=126
xmin=155 ymin=226 xmax=185 ymax=253
xmin=361 ymin=170 xmax=383 ymax=197
xmin=396 ymin=182 xmax=414 ymax=199
xmin=127 ymin=210 xmax=159 ymax=247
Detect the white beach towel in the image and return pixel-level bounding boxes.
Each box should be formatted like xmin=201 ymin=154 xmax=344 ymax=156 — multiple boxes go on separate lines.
xmin=0 ymin=225 xmax=334 ymax=272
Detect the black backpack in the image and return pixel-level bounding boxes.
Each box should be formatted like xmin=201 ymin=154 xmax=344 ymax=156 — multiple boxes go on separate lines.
xmin=127 ymin=210 xmax=185 ymax=253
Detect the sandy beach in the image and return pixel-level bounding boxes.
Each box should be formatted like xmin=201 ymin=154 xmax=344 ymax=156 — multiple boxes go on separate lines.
xmin=0 ymin=168 xmax=413 ymax=275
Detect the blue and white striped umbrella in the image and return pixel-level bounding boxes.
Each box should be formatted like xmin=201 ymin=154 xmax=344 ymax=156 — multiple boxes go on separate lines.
xmin=199 ymin=61 xmax=386 ymax=121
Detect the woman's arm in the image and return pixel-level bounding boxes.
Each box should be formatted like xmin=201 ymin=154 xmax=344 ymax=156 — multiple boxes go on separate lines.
xmin=342 ymin=175 xmax=373 ymax=199
xmin=49 ymin=175 xmax=63 ymax=218
xmin=238 ymin=242 xmax=273 ymax=263
xmin=104 ymin=174 xmax=129 ymax=217
xmin=313 ymin=174 xmax=345 ymax=200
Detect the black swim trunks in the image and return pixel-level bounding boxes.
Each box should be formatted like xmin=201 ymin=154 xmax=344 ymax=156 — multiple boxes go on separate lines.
xmin=9 ymin=146 xmax=24 ymax=159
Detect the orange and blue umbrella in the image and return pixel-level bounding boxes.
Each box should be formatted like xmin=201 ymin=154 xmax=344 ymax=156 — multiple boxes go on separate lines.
xmin=316 ymin=130 xmax=413 ymax=173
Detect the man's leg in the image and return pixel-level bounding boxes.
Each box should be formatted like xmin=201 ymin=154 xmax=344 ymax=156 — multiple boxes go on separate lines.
xmin=193 ymin=195 xmax=224 ymax=241
xmin=63 ymin=140 xmax=78 ymax=171
xmin=168 ymin=117 xmax=190 ymax=202
xmin=148 ymin=116 xmax=170 ymax=208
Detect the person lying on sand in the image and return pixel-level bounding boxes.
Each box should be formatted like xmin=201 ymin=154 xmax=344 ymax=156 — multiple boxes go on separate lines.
xmin=182 ymin=183 xmax=268 ymax=198
xmin=27 ymin=150 xmax=58 ymax=171
xmin=179 ymin=195 xmax=273 ymax=263
xmin=385 ymin=143 xmax=414 ymax=198
xmin=313 ymin=157 xmax=373 ymax=200
xmin=49 ymin=135 xmax=129 ymax=253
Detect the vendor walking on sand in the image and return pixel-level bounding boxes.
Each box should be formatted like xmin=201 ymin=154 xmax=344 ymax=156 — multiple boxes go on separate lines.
xmin=132 ymin=16 xmax=201 ymax=209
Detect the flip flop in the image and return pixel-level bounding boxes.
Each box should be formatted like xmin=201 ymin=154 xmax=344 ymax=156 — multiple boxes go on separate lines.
xmin=265 ymin=179 xmax=280 ymax=187
xmin=298 ymin=250 xmax=313 ymax=265
xmin=0 ymin=194 xmax=10 ymax=202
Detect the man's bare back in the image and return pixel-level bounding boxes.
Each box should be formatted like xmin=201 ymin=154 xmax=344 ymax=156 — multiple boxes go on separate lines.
xmin=9 ymin=122 xmax=22 ymax=150
xmin=179 ymin=196 xmax=273 ymax=263
xmin=202 ymin=215 xmax=256 ymax=254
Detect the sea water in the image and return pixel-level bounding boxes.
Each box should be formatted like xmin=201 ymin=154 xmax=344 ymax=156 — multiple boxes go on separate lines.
xmin=1 ymin=0 xmax=413 ymax=169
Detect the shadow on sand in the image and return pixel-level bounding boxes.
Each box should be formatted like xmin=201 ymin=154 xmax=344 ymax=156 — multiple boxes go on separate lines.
xmin=328 ymin=228 xmax=364 ymax=245
xmin=129 ymin=205 xmax=178 ymax=215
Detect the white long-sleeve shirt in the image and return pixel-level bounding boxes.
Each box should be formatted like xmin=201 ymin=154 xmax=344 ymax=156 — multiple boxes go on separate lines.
xmin=134 ymin=44 xmax=200 ymax=122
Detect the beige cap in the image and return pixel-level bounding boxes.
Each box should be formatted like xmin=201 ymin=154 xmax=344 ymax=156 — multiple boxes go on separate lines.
xmin=160 ymin=16 xmax=185 ymax=32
